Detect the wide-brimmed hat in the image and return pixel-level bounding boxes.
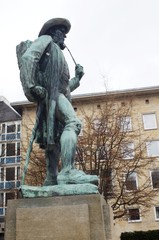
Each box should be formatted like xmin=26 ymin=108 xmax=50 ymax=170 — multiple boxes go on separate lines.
xmin=38 ymin=18 xmax=71 ymax=37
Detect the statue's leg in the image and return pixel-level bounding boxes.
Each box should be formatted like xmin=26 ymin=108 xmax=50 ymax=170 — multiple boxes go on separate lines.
xmin=56 ymin=94 xmax=81 ymax=171
xmin=56 ymin=94 xmax=98 ymax=185
xmin=43 ymin=144 xmax=60 ymax=186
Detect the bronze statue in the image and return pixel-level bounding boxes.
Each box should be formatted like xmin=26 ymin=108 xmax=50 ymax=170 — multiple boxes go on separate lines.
xmin=16 ymin=18 xmax=98 ymax=187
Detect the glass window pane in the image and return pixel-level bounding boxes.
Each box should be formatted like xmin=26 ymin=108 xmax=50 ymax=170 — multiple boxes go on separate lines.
xmin=129 ymin=208 xmax=140 ymax=221
xmin=151 ymin=171 xmax=159 ymax=188
xmin=17 ymin=124 xmax=20 ymax=133
xmin=93 ymin=119 xmax=101 ymax=129
xmin=122 ymin=143 xmax=134 ymax=159
xmin=0 ymin=144 xmax=5 ymax=157
xmin=126 ymin=172 xmax=137 ymax=190
xmin=6 ymin=143 xmax=15 ymax=156
xmin=146 ymin=141 xmax=159 ymax=157
xmin=17 ymin=167 xmax=20 ymax=180
xmin=7 ymin=124 xmax=15 ymax=133
xmin=0 ymin=208 xmax=4 ymax=216
xmin=155 ymin=207 xmax=159 ymax=219
xmin=120 ymin=116 xmax=132 ymax=131
xmin=0 ymin=168 xmax=4 ymax=181
xmin=6 ymin=168 xmax=15 ymax=181
xmin=78 ymin=119 xmax=84 ymax=136
xmin=17 ymin=143 xmax=20 ymax=156
xmin=2 ymin=124 xmax=5 ymax=133
xmin=101 ymin=168 xmax=113 ymax=195
xmin=0 ymin=193 xmax=4 ymax=207
xmin=143 ymin=114 xmax=157 ymax=130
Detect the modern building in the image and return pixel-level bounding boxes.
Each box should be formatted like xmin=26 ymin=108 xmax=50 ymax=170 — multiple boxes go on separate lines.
xmin=11 ymin=86 xmax=159 ymax=240
xmin=0 ymin=97 xmax=21 ymax=239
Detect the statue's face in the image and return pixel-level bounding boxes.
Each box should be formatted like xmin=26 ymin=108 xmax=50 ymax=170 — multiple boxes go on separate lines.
xmin=49 ymin=26 xmax=67 ymax=50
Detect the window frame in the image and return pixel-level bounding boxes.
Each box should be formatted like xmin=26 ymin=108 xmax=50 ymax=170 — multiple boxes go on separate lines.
xmin=154 ymin=206 xmax=159 ymax=221
xmin=143 ymin=113 xmax=157 ymax=130
xmin=146 ymin=140 xmax=159 ymax=157
xmin=0 ymin=166 xmax=20 ymax=189
xmin=100 ymin=168 xmax=113 ymax=196
xmin=125 ymin=172 xmax=138 ymax=191
xmin=93 ymin=118 xmax=101 ymax=130
xmin=128 ymin=208 xmax=141 ymax=222
xmin=150 ymin=170 xmax=159 ymax=189
xmin=120 ymin=116 xmax=132 ymax=132
xmin=121 ymin=142 xmax=135 ymax=160
xmin=0 ymin=121 xmax=21 ymax=141
xmin=78 ymin=118 xmax=84 ymax=136
xmin=0 ymin=142 xmax=20 ymax=157
xmin=0 ymin=191 xmax=17 ymax=216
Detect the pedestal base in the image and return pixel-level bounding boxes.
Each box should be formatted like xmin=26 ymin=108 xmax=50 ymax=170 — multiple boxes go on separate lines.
xmin=5 ymin=194 xmax=112 ymax=240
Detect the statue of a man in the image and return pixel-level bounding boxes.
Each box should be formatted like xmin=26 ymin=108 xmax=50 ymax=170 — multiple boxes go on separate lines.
xmin=16 ymin=18 xmax=98 ymax=186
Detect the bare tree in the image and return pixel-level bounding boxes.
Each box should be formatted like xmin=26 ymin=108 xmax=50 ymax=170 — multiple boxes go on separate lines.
xmin=75 ymin=95 xmax=155 ymax=219
xmin=21 ymin=111 xmax=46 ymax=186
xmin=20 ymin=95 xmax=156 ymax=219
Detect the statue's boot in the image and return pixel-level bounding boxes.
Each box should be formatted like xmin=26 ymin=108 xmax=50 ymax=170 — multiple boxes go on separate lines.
xmin=57 ymin=169 xmax=98 ymax=185
xmin=43 ymin=146 xmax=59 ymax=186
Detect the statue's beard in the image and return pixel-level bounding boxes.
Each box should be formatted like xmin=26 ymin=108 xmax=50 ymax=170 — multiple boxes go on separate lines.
xmin=60 ymin=43 xmax=65 ymax=50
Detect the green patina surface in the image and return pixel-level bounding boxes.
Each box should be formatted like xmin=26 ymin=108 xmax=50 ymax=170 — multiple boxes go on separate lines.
xmin=20 ymin=184 xmax=99 ymax=198
xmin=16 ymin=18 xmax=98 ymax=196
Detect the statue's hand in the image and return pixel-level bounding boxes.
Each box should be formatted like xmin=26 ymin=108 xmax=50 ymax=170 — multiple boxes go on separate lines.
xmin=75 ymin=64 xmax=84 ymax=80
xmin=30 ymin=86 xmax=47 ymax=100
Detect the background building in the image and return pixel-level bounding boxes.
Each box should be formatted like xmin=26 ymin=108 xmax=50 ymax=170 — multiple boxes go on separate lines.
xmin=12 ymin=86 xmax=159 ymax=240
xmin=0 ymin=97 xmax=21 ymax=239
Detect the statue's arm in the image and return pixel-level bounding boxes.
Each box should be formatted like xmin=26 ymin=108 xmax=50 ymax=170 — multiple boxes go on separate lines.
xmin=69 ymin=64 xmax=84 ymax=92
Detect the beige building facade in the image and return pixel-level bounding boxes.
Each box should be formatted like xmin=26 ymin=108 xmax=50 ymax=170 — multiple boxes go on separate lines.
xmin=12 ymin=86 xmax=159 ymax=240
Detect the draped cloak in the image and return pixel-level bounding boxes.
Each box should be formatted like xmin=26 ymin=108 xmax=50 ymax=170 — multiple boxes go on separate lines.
xmin=16 ymin=35 xmax=75 ymax=149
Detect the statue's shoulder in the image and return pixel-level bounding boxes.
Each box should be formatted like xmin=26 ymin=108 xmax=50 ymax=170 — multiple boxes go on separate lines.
xmin=16 ymin=36 xmax=53 ymax=67
xmin=16 ymin=40 xmax=33 ymax=68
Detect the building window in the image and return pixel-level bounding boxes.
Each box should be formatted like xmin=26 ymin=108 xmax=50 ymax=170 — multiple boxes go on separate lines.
xmin=17 ymin=124 xmax=20 ymax=133
xmin=143 ymin=113 xmax=157 ymax=130
xmin=0 ymin=191 xmax=16 ymax=216
xmin=0 ymin=166 xmax=20 ymax=189
xmin=146 ymin=141 xmax=159 ymax=157
xmin=0 ymin=122 xmax=21 ymax=141
xmin=128 ymin=208 xmax=141 ymax=222
xmin=0 ymin=142 xmax=20 ymax=157
xmin=151 ymin=170 xmax=159 ymax=189
xmin=120 ymin=116 xmax=132 ymax=132
xmin=17 ymin=143 xmax=20 ymax=156
xmin=1 ymin=124 xmax=5 ymax=134
xmin=7 ymin=124 xmax=16 ymax=133
xmin=100 ymin=168 xmax=113 ymax=196
xmin=125 ymin=172 xmax=138 ymax=191
xmin=97 ymin=145 xmax=109 ymax=161
xmin=6 ymin=143 xmax=15 ymax=156
xmin=0 ymin=144 xmax=5 ymax=157
xmin=6 ymin=168 xmax=15 ymax=181
xmin=78 ymin=119 xmax=84 ymax=136
xmin=155 ymin=206 xmax=159 ymax=220
xmin=75 ymin=147 xmax=84 ymax=163
xmin=121 ymin=101 xmax=126 ymax=107
xmin=0 ymin=169 xmax=4 ymax=182
xmin=93 ymin=118 xmax=101 ymax=130
xmin=122 ymin=143 xmax=135 ymax=159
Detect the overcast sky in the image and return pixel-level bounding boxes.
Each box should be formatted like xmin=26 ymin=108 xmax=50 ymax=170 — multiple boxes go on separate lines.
xmin=1 ymin=0 xmax=159 ymax=102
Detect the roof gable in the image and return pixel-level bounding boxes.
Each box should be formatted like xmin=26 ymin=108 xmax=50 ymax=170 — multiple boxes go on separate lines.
xmin=0 ymin=99 xmax=21 ymax=123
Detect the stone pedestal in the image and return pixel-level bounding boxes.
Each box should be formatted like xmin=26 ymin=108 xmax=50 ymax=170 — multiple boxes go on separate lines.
xmin=5 ymin=194 xmax=113 ymax=240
